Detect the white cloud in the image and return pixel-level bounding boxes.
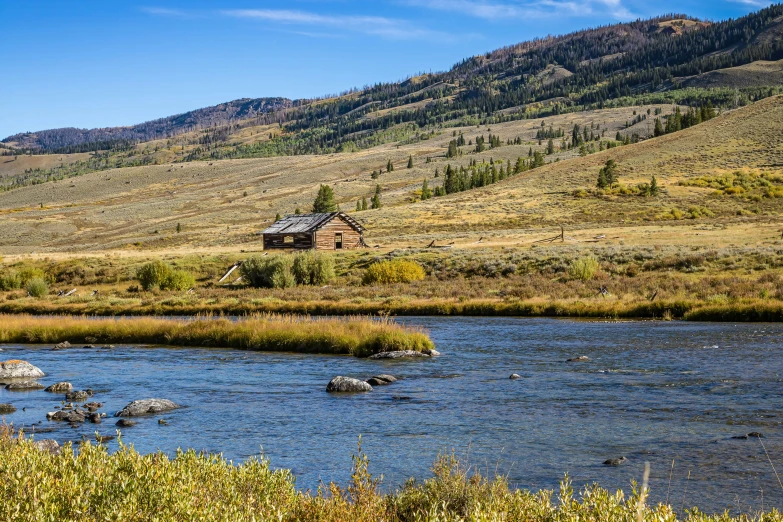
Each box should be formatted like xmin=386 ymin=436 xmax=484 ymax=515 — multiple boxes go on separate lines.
xmin=728 ymin=0 xmax=771 ymax=6
xmin=140 ymin=7 xmax=192 ymax=18
xmin=220 ymin=9 xmax=446 ymax=40
xmin=406 ymin=0 xmax=636 ymax=21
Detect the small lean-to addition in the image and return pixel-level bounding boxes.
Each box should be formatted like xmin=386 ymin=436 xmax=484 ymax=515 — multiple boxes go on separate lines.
xmin=261 ymin=212 xmax=365 ymax=250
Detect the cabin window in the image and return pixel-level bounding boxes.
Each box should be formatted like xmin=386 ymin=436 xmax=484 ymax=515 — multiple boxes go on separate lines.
xmin=283 ymin=236 xmax=294 ymax=244
xmin=335 ymin=233 xmax=343 ymax=249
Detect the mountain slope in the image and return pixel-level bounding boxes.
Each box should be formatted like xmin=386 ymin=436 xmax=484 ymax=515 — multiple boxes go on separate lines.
xmin=4 ymin=4 xmax=783 ymax=159
xmin=3 ymin=97 xmax=292 ymax=152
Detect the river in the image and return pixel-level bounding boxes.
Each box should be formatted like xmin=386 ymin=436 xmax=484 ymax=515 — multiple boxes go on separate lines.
xmin=1 ymin=317 xmax=781 ymax=513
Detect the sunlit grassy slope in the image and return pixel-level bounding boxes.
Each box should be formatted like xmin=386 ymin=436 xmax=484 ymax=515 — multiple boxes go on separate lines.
xmin=0 ymin=96 xmax=781 ymax=253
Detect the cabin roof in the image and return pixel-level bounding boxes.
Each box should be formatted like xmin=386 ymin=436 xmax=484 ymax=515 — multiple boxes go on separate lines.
xmin=261 ymin=212 xmax=364 ymax=234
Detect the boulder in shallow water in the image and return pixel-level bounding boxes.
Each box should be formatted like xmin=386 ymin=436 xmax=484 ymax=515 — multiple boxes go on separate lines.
xmin=33 ymin=439 xmax=61 ymax=455
xmin=368 ymin=350 xmax=430 ymax=360
xmin=0 ymin=403 xmax=16 ymax=414
xmin=422 ymin=348 xmax=441 ymax=356
xmin=0 ymin=360 xmax=45 ymax=379
xmin=326 ymin=376 xmax=372 ymax=393
xmin=366 ymin=374 xmax=397 ymax=386
xmin=53 ymin=341 xmax=71 ymax=350
xmin=509 ymin=373 xmax=521 ymax=380
xmin=5 ymin=381 xmax=45 ymax=391
xmin=603 ymin=456 xmax=627 ymax=466
xmin=566 ymin=356 xmax=590 ymax=362
xmin=44 ymin=382 xmax=73 ymax=393
xmin=732 ymin=432 xmax=764 ymax=439
xmin=116 ymin=419 xmax=137 ymax=427
xmin=115 ymin=399 xmax=181 ymax=417
xmin=65 ymin=390 xmax=92 ymax=402
xmin=47 ymin=410 xmax=86 ymax=423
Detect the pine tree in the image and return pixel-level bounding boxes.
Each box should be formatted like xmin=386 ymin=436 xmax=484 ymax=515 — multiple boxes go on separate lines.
xmin=295 ymin=208 xmax=301 ymax=214
xmin=547 ymin=139 xmax=555 ymax=155
xmin=407 ymin=155 xmax=413 ymax=168
xmin=361 ymin=197 xmax=368 ymax=211
xmin=654 ymin=118 xmax=664 ymax=137
xmin=649 ymin=175 xmax=659 ymax=196
xmin=421 ymin=179 xmax=432 ymax=200
xmin=275 ymin=213 xmax=282 ymax=222
xmin=371 ymin=170 xmax=379 ymax=179
xmin=598 ymin=159 xmax=618 ymax=189
xmin=387 ymin=160 xmax=394 ymax=172
xmin=371 ymin=185 xmax=382 ymax=209
xmin=356 ymin=200 xmax=362 ymax=211
xmin=176 ymin=222 xmax=182 ymax=233
xmin=434 ymin=167 xmax=439 ymax=177
xmin=312 ymin=184 xmax=337 ymax=213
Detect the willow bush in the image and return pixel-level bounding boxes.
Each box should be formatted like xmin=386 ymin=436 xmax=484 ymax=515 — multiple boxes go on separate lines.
xmin=0 ymin=428 xmax=778 ymax=522
xmin=363 ymin=259 xmax=426 ymax=285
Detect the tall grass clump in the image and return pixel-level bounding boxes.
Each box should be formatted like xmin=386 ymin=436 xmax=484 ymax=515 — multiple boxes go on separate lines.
xmin=363 ymin=259 xmax=426 ymax=285
xmin=567 ymin=256 xmax=599 ymax=281
xmin=0 ymin=314 xmax=434 ymax=357
xmin=25 ymin=277 xmax=48 ymax=298
xmin=1 ymin=429 xmax=778 ymax=521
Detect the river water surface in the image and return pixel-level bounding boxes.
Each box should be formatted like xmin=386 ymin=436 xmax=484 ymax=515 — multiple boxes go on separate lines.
xmin=1 ymin=317 xmax=781 ymax=514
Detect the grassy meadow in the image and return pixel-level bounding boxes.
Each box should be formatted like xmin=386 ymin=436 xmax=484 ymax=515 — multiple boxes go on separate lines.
xmin=1 ymin=427 xmax=780 ymax=521
xmin=0 ymin=314 xmax=433 ymax=356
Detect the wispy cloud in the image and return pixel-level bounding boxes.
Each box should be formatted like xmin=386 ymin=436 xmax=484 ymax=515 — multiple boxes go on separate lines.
xmin=140 ymin=7 xmax=193 ymax=18
xmin=406 ymin=0 xmax=636 ymax=20
xmin=220 ymin=9 xmax=446 ymax=40
xmin=727 ymin=0 xmax=771 ymax=6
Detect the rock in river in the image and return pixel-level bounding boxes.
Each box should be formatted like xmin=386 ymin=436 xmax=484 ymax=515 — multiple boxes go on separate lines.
xmin=566 ymin=356 xmax=590 ymax=363
xmin=603 ymin=456 xmax=627 ymax=466
xmin=5 ymin=381 xmax=45 ymax=391
xmin=366 ymin=374 xmax=397 ymax=386
xmin=44 ymin=382 xmax=73 ymax=393
xmin=732 ymin=432 xmax=764 ymax=439
xmin=47 ymin=411 xmax=86 ymax=423
xmin=65 ymin=390 xmax=93 ymax=402
xmin=0 ymin=403 xmax=16 ymax=414
xmin=53 ymin=341 xmax=71 ymax=350
xmin=509 ymin=373 xmax=521 ymax=380
xmin=33 ymin=439 xmax=61 ymax=455
xmin=115 ymin=399 xmax=181 ymax=417
xmin=116 ymin=419 xmax=137 ymax=428
xmin=368 ymin=350 xmax=431 ymax=360
xmin=0 ymin=360 xmax=45 ymax=379
xmin=326 ymin=376 xmax=373 ymax=393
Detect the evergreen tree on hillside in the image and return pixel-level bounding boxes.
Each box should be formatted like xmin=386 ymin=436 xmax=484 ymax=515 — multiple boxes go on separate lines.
xmin=597 ymin=159 xmax=618 ymax=189
xmin=361 ymin=197 xmax=368 ymax=211
xmin=387 ymin=160 xmax=394 ymax=172
xmin=421 ymin=179 xmax=432 ymax=200
xmin=312 ymin=185 xmax=337 ymax=213
xmin=649 ymin=175 xmax=659 ymax=196
xmin=371 ymin=185 xmax=382 ymax=209
xmin=653 ymin=118 xmax=664 ymax=137
xmin=407 ymin=155 xmax=413 ymax=168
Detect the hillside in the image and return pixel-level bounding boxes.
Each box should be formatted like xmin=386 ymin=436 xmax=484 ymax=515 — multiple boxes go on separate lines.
xmin=3 ymin=4 xmax=783 ymax=162
xmin=2 ymin=97 xmax=292 ymax=152
xmin=0 ymin=96 xmax=781 ymax=254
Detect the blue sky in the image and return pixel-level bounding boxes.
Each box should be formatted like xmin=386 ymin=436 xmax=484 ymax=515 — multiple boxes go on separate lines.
xmin=0 ymin=0 xmax=774 ymax=139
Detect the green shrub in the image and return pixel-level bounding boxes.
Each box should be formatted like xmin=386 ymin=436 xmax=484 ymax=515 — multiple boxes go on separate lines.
xmin=292 ymin=251 xmax=335 ymax=286
xmin=136 ymin=261 xmax=172 ymax=291
xmin=25 ymin=277 xmax=49 ymax=298
xmin=363 ymin=259 xmax=426 ymax=285
xmin=0 ymin=271 xmax=22 ymax=291
xmin=241 ymin=256 xmax=295 ymax=289
xmin=567 ymin=256 xmax=599 ymax=281
xmin=161 ymin=270 xmax=196 ymax=291
xmin=18 ymin=267 xmax=47 ymax=285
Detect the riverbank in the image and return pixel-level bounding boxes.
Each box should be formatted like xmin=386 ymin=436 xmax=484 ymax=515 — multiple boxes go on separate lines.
xmin=0 ymin=314 xmax=434 ymax=357
xmin=1 ymin=429 xmax=778 ymax=522
xmin=1 ymin=297 xmax=782 ymax=321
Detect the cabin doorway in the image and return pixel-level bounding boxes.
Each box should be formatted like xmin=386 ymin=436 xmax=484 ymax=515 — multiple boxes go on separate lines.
xmin=335 ymin=233 xmax=343 ymax=249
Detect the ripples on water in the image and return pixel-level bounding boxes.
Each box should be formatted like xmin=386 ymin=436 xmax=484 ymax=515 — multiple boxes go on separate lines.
xmin=1 ymin=318 xmax=781 ymax=513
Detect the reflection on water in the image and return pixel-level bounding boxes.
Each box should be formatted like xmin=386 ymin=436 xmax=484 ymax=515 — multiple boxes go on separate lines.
xmin=1 ymin=317 xmax=781 ymax=513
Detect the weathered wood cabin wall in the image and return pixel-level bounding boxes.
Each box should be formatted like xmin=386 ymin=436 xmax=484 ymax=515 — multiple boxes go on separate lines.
xmin=263 ymin=233 xmax=314 ymax=250
xmin=315 ymin=218 xmax=362 ymax=250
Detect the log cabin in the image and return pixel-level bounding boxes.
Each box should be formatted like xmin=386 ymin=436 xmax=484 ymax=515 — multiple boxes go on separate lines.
xmin=261 ymin=212 xmax=365 ymax=250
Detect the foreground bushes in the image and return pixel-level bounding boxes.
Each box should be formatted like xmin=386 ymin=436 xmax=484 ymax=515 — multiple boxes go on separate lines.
xmin=242 ymin=252 xmax=335 ymax=289
xmin=136 ymin=261 xmax=195 ymax=291
xmin=0 ymin=313 xmax=433 ymax=357
xmin=363 ymin=259 xmax=425 ymax=285
xmin=0 ymin=429 xmax=777 ymax=522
